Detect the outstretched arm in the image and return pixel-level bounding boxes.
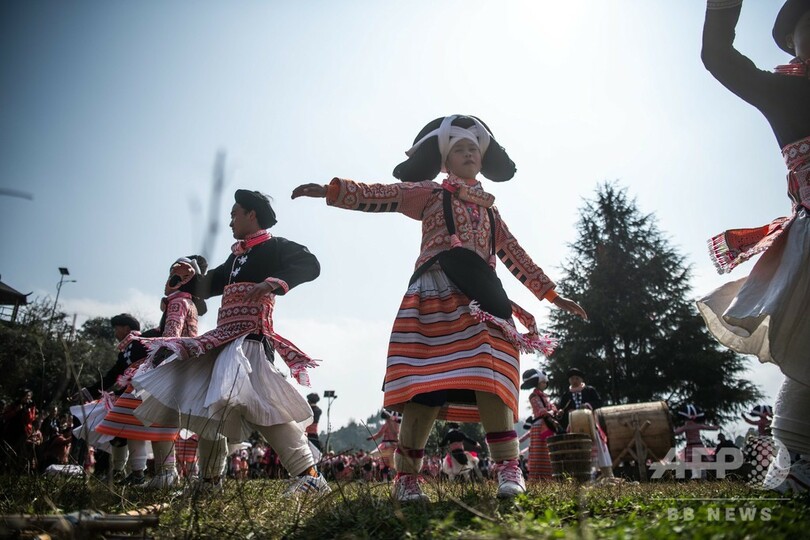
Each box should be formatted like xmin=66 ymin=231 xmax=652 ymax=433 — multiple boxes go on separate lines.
xmin=293 ymin=178 xmax=435 ymax=221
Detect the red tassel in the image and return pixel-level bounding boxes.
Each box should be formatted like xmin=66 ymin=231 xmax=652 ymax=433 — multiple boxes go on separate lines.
xmin=450 ymin=234 xmax=462 ymax=248
xmin=489 ymin=254 xmax=497 ymax=268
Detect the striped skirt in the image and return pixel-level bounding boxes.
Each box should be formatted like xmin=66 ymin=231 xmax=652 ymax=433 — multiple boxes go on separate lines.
xmin=96 ymin=392 xmax=179 ymax=441
xmin=528 ymin=425 xmax=553 ymax=481
xmin=383 ymin=266 xmax=521 ymax=422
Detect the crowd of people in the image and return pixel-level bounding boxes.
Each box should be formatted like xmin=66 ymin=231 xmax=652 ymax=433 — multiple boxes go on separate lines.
xmin=0 ymin=389 xmax=80 ymax=474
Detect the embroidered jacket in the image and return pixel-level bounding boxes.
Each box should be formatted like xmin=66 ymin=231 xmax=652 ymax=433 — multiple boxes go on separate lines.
xmin=198 ymin=236 xmax=320 ymax=298
xmin=142 ymin=235 xmax=321 ymax=385
xmin=326 ymin=176 xmax=557 ymax=301
xmin=529 ymin=389 xmax=557 ymax=420
xmin=556 ymin=385 xmax=601 ymax=429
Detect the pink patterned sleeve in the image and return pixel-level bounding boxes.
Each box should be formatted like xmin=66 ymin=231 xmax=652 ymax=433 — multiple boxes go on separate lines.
xmin=163 ymin=297 xmax=191 ymax=337
xmin=325 ymin=178 xmax=436 ymax=221
xmin=493 ymin=208 xmax=556 ymax=301
xmin=529 ymin=393 xmax=548 ymax=417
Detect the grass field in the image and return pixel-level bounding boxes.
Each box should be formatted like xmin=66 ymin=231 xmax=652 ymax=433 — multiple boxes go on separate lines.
xmin=1 ymin=475 xmax=808 ymax=539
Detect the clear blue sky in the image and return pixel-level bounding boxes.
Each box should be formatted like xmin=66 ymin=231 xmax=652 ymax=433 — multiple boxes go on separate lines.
xmin=0 ymin=0 xmax=791 ymax=437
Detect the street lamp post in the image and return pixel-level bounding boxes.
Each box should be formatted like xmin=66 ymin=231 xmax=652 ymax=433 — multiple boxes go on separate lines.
xmin=323 ymin=390 xmax=337 ymax=452
xmin=48 ymin=267 xmax=76 ymax=333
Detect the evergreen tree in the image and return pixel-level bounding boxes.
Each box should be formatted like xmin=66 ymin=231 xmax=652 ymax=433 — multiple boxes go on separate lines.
xmin=547 ymin=182 xmax=761 ymax=423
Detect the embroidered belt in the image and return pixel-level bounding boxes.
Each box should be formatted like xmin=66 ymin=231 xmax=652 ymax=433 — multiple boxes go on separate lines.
xmin=141 ymin=282 xmax=318 ymax=386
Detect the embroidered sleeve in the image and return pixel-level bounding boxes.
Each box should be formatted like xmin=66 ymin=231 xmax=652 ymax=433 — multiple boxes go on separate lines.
xmin=529 ymin=393 xmax=548 ymax=417
xmin=701 ymin=0 xmax=775 ymax=108
xmin=326 ymin=178 xmax=437 ymax=221
xmin=163 ymin=297 xmax=191 ymax=337
xmin=493 ymin=207 xmax=556 ymax=301
xmin=264 ymin=277 xmax=290 ymax=294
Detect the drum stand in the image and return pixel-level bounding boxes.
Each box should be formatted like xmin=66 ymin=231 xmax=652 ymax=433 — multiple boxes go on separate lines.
xmin=611 ymin=413 xmax=663 ymax=482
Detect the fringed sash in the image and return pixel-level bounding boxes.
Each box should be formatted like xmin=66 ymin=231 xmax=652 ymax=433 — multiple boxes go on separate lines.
xmin=142 ymin=282 xmax=318 ymax=386
xmin=469 ymin=300 xmax=558 ymax=355
xmin=708 ymin=136 xmax=810 ymax=274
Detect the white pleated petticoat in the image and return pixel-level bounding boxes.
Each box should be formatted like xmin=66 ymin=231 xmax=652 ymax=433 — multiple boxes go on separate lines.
xmin=132 ymin=336 xmax=313 ymax=442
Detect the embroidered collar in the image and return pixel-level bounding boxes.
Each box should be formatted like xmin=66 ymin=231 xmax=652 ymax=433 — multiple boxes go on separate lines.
xmin=442 ymin=174 xmax=480 ymax=190
xmin=774 ymin=58 xmax=810 ymax=78
xmin=441 ymin=174 xmax=495 ymax=208
xmin=117 ymin=330 xmax=142 ymax=352
xmin=232 ymin=229 xmax=272 ymax=256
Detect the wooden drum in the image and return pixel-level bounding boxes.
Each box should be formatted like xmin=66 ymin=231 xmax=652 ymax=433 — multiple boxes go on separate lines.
xmin=595 ymin=401 xmax=674 ymax=463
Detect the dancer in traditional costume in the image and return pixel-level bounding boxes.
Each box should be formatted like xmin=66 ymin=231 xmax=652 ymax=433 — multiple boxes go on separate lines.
xmin=292 ymin=114 xmax=587 ymax=500
xmin=555 ymin=368 xmax=614 ymax=479
xmin=96 ymin=259 xmax=207 ymax=489
xmin=81 ymin=314 xmax=150 ymax=484
xmin=697 ymin=0 xmax=810 ymax=492
xmin=743 ymin=404 xmax=774 ymax=437
xmin=439 ymin=423 xmax=483 ymax=482
xmin=133 ymin=190 xmax=329 ymax=496
xmin=366 ymin=409 xmax=399 ymax=473
xmin=305 ymin=393 xmax=323 ymax=452
xmin=520 ymin=369 xmax=559 ymax=481
xmin=674 ymin=404 xmax=719 ymax=479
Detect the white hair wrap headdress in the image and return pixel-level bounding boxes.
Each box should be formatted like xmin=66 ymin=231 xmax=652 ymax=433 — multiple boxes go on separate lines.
xmin=405 ymin=115 xmax=492 ymax=173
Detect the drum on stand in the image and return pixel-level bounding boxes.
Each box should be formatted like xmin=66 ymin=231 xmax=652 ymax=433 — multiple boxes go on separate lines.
xmin=595 ymin=401 xmax=674 ymax=463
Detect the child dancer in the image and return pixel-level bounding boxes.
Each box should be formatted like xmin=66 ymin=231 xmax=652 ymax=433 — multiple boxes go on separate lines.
xmin=292 ymin=114 xmax=587 ymax=500
xmin=96 ymin=257 xmax=207 ymax=489
xmin=367 ymin=410 xmax=400 ymax=474
xmin=520 ymin=369 xmax=559 ymax=481
xmin=674 ymin=404 xmax=719 ymax=479
xmin=742 ymin=404 xmax=774 ymax=437
xmin=697 ymin=0 xmax=810 ymax=492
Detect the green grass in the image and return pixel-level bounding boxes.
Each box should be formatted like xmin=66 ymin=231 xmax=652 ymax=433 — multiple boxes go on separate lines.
xmin=1 ymin=475 xmax=808 ymax=539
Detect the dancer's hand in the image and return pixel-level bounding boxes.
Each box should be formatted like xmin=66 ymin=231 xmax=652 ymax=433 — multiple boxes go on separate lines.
xmin=291 ymin=183 xmax=328 ymax=199
xmin=245 ymin=281 xmax=276 ymax=303
xmin=553 ymin=295 xmax=588 ymax=320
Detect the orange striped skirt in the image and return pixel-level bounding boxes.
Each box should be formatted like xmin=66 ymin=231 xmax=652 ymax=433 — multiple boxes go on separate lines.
xmin=95 ymin=392 xmax=179 ymax=441
xmin=383 ymin=266 xmax=521 ymax=422
xmin=528 ymin=425 xmax=553 ymax=480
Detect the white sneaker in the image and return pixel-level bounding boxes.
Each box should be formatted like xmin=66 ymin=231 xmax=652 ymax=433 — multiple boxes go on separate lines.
xmin=495 ymin=459 xmax=526 ymax=498
xmin=146 ymin=469 xmax=179 ymax=490
xmin=282 ymin=474 xmax=331 ymax=497
xmin=392 ymin=473 xmax=429 ymax=502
